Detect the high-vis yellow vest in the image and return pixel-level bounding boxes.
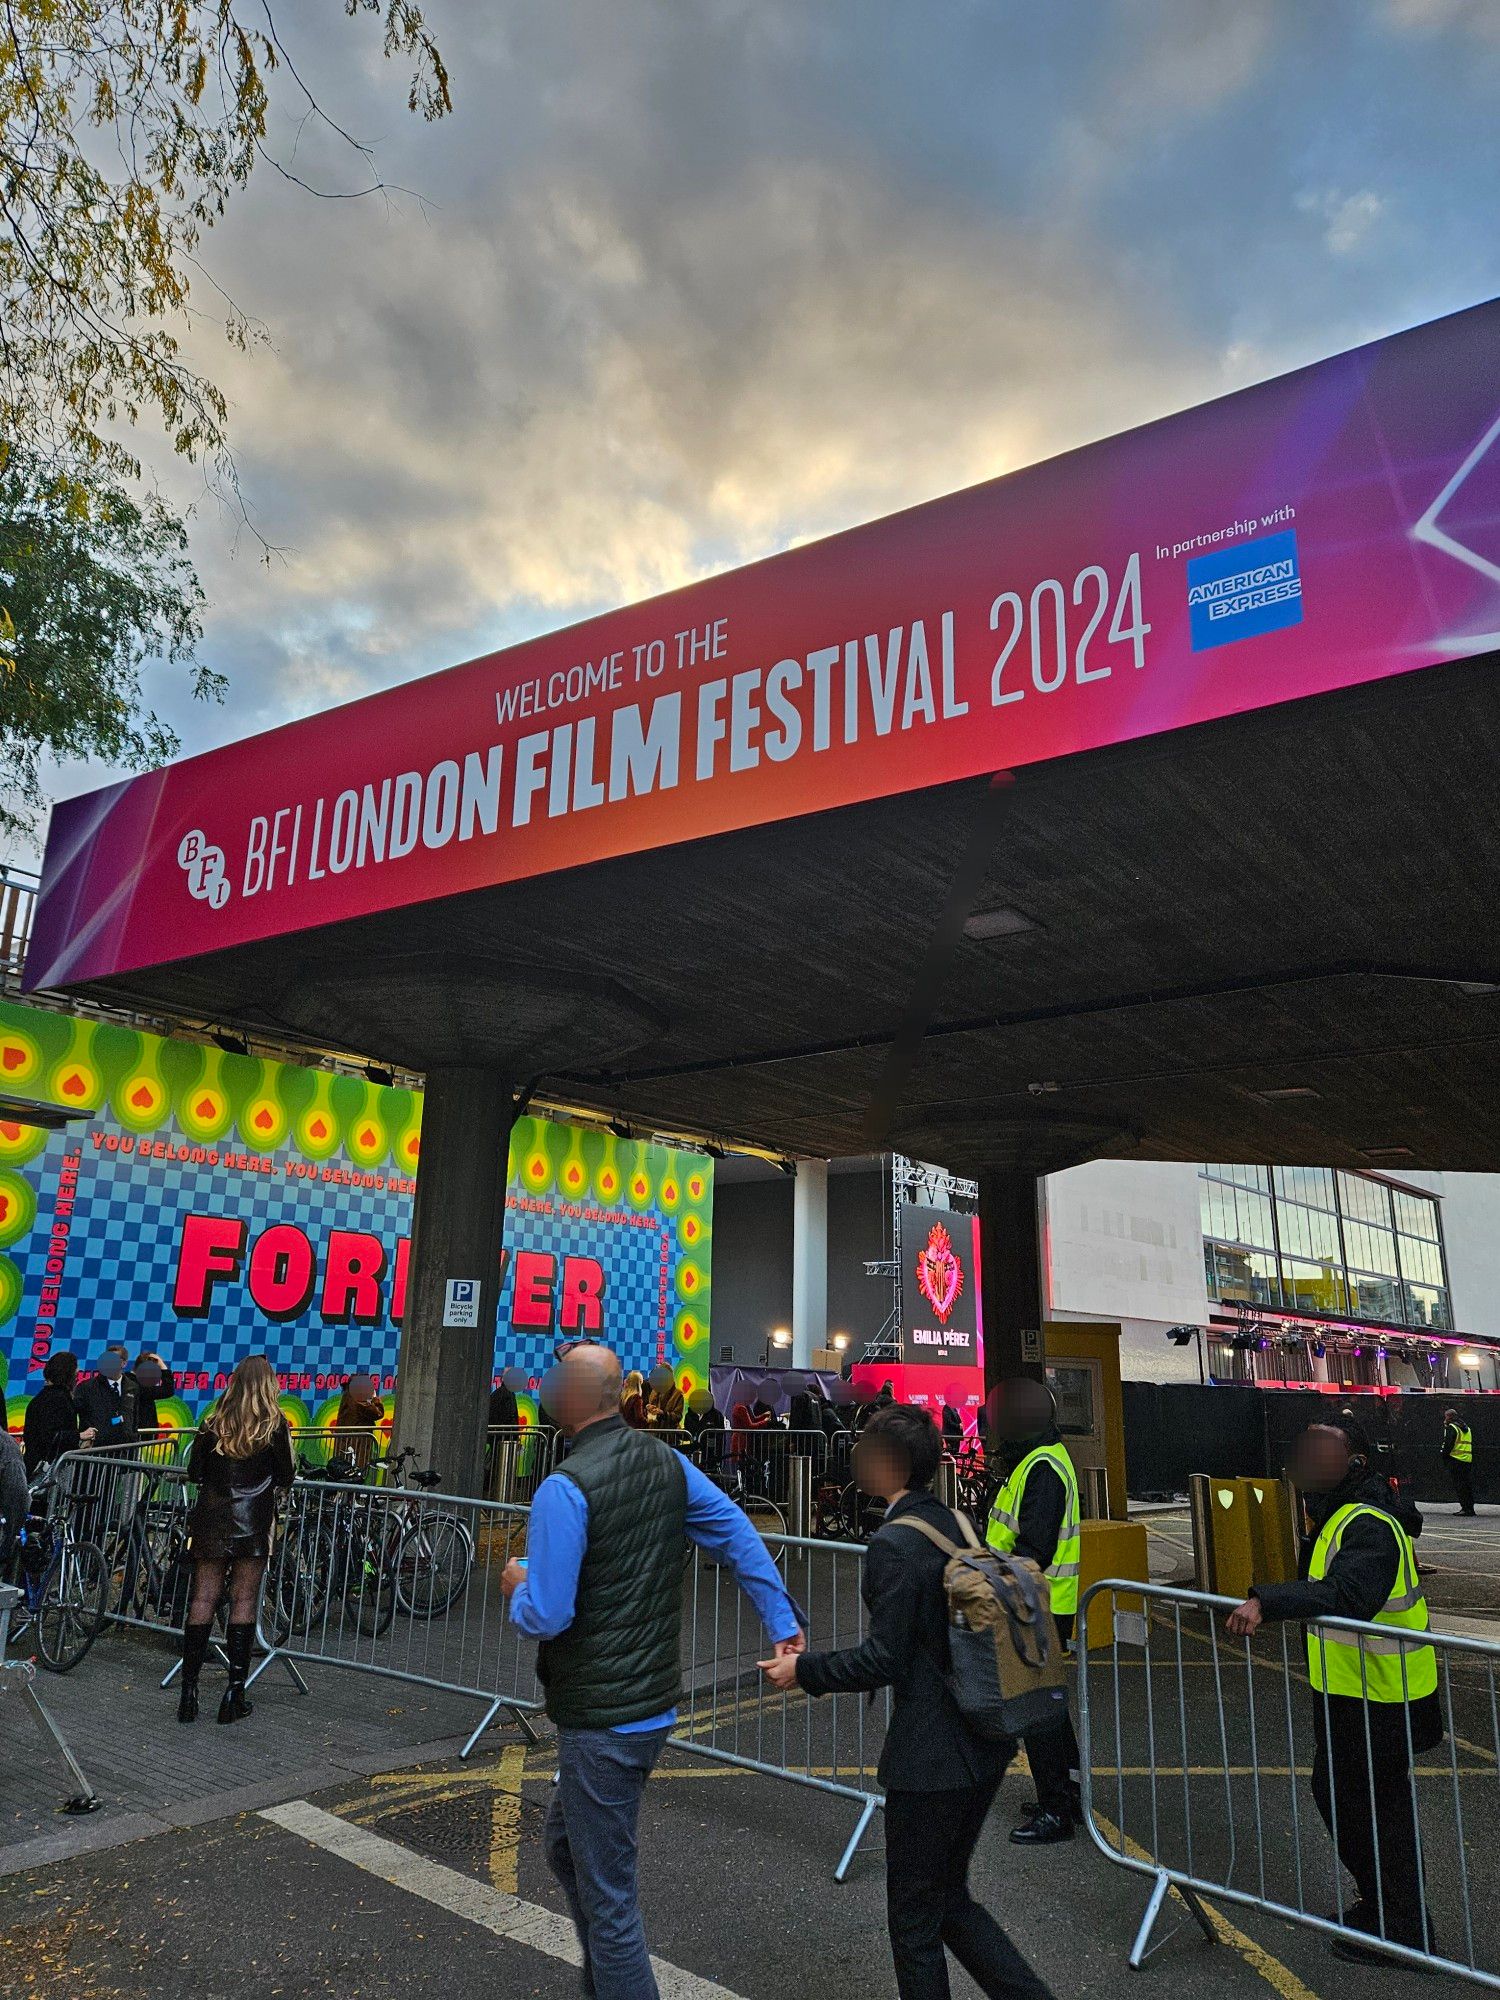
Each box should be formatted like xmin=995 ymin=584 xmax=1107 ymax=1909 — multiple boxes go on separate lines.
xmin=986 ymin=1442 xmax=1081 ymax=1615
xmin=1449 ymin=1424 xmax=1473 ymax=1464
xmin=1306 ymin=1503 xmax=1436 ymax=1702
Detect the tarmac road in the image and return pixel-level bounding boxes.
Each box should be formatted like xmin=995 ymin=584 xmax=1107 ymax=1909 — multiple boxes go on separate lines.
xmin=3 ymin=1499 xmax=1495 ymax=2000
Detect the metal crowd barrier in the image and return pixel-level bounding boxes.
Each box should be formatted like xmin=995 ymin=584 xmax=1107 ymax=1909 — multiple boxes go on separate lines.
xmin=674 ymin=1529 xmax=884 ymax=1878
xmin=249 ymin=1478 xmax=885 ymax=1875
xmin=253 ymin=1476 xmax=540 ymax=1752
xmin=1078 ymin=1576 xmax=1500 ymax=1987
xmin=38 ymin=1435 xmax=887 ymax=1877
xmin=484 ymin=1423 xmax=561 ymax=1504
xmin=0 ymin=1583 xmax=98 ymax=1814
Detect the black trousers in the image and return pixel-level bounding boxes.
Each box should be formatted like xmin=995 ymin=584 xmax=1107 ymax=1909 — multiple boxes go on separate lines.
xmin=884 ymin=1781 xmax=1055 ymax=2000
xmin=1446 ymin=1459 xmax=1476 ymax=1514
xmin=1023 ymin=1613 xmax=1080 ymax=1815
xmin=1311 ymin=1699 xmax=1430 ymax=1947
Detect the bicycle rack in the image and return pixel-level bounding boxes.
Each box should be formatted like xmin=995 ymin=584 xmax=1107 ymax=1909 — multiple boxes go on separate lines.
xmin=0 ymin=1584 xmax=101 ymax=1815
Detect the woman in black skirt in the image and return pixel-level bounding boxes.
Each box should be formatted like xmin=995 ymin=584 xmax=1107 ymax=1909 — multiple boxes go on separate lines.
xmin=178 ymin=1355 xmax=294 ymax=1725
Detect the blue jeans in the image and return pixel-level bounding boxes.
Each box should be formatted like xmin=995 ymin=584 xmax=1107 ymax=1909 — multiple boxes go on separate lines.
xmin=545 ymin=1725 xmax=670 ymax=1999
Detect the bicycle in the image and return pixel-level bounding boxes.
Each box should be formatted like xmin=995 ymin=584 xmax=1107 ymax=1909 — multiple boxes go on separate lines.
xmin=269 ymin=1445 xmax=473 ymax=1640
xmin=4 ymin=1468 xmax=109 ymax=1672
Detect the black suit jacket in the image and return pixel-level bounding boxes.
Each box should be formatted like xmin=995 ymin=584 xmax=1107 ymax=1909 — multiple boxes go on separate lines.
xmin=796 ymin=1490 xmax=1004 ymax=1794
xmin=74 ymin=1374 xmax=139 ymax=1447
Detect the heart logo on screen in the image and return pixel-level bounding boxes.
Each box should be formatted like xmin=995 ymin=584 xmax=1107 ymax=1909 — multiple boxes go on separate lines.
xmin=0 ymin=1122 xmax=21 ymax=1143
xmin=196 ymin=1097 xmax=216 ymax=1118
xmin=915 ymin=1221 xmax=963 ymax=1325
xmin=359 ymin=1126 xmax=376 ymax=1148
xmin=130 ymin=1084 xmax=154 ymax=1109
xmin=60 ymin=1072 xmax=86 ymax=1098
xmin=0 ymin=1194 xmax=10 ymax=1221
xmin=253 ymin=1107 xmax=274 ymax=1131
xmin=1 ymin=1045 xmax=25 ymax=1072
xmin=309 ymin=1117 xmax=327 ymax=1140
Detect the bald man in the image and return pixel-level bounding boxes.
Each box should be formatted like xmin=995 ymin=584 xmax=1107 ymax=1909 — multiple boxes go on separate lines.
xmin=502 ymin=1343 xmax=803 ymax=1999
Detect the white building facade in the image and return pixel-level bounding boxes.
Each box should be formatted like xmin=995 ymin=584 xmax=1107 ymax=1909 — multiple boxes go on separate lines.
xmin=1045 ymin=1159 xmax=1500 ymax=1391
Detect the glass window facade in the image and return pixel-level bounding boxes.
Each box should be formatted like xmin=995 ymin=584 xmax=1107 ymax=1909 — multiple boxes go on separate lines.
xmin=1200 ymin=1165 xmax=1451 ymax=1331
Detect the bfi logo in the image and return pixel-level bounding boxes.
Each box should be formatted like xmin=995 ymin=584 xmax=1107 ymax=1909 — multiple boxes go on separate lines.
xmin=177 ymin=829 xmax=231 ymax=910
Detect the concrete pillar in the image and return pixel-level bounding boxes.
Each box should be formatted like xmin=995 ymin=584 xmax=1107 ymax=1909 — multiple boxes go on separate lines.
xmin=393 ymin=1066 xmax=513 ymax=1497
xmin=791 ymin=1158 xmax=829 ymax=1368
xmin=976 ymin=1168 xmax=1047 ymax=1393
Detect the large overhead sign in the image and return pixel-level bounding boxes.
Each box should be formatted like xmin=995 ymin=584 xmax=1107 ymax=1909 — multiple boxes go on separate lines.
xmin=0 ymin=1000 xmax=712 ymax=1427
xmin=27 ymin=300 xmax=1500 ymax=991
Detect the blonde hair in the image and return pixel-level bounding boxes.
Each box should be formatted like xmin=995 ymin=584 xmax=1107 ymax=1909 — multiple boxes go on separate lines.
xmin=211 ymin=1355 xmax=283 ymax=1459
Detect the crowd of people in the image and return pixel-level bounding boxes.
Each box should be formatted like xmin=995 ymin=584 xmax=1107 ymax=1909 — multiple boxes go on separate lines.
xmin=0 ymin=1340 xmax=1480 ymax=1996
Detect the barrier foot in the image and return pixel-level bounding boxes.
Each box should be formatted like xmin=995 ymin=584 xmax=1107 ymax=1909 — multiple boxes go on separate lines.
xmin=833 ymin=1795 xmax=878 ymax=1883
xmin=1128 ymin=1871 xmax=1173 ymax=1968
xmin=1180 ymin=1885 xmax=1217 ymax=1946
xmin=279 ymin=1654 xmax=310 ymax=1694
xmin=461 ymin=1697 xmax=507 ymax=1759
xmin=15 ymin=1674 xmax=98 ymax=1812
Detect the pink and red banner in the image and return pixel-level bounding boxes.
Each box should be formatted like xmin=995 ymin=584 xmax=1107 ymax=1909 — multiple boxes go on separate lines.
xmin=27 ymin=299 xmax=1500 ymax=991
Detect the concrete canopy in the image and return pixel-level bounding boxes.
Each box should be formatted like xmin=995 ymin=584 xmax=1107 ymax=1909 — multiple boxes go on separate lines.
xmin=24 ymin=299 xmax=1500 ymax=1484
xmin=37 ymin=650 xmax=1500 ymax=1179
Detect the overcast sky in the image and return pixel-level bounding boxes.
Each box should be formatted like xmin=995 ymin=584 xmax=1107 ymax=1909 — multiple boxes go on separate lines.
xmin=18 ymin=0 xmax=1500 ymax=865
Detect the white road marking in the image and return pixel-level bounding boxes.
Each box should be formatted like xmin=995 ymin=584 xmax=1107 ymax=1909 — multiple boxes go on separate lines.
xmin=259 ymin=1798 xmax=746 ymax=2000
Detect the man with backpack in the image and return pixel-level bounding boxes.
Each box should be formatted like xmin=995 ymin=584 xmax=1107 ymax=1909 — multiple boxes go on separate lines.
xmin=985 ymin=1378 xmax=1083 ymax=1844
xmin=760 ymin=1404 xmax=1053 ymax=2000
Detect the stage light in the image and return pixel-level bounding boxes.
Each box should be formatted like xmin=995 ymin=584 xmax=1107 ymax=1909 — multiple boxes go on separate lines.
xmin=777 ymin=1158 xmax=797 ymax=1177
xmin=832 ymin=1332 xmax=850 ymax=1352
xmin=1313 ymin=1341 xmax=1326 ymax=1359
xmin=1457 ymin=1349 xmax=1484 ymax=1368
xmin=213 ymin=1030 xmax=249 ymax=1056
xmin=364 ymin=1064 xmax=395 ymax=1088
xmin=1166 ymin=1326 xmax=1197 ymax=1347
xmin=770 ymin=1326 xmax=792 ymax=1349
xmin=609 ymin=1118 xmax=631 ymax=1139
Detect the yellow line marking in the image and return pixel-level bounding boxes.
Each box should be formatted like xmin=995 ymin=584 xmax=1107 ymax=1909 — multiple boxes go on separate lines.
xmin=1092 ymin=1810 xmax=1322 ymax=2000
xmin=489 ymin=1744 xmax=527 ymax=1896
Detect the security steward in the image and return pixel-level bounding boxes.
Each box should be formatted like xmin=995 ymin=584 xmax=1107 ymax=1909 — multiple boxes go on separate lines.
xmin=1227 ymin=1416 xmax=1441 ymax=1962
xmin=985 ymin=1377 xmax=1082 ymax=1844
xmin=1442 ymin=1407 xmax=1476 ymax=1517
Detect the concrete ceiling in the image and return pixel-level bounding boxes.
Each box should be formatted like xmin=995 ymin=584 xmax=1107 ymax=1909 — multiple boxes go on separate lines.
xmin=55 ymin=649 xmax=1500 ymax=1179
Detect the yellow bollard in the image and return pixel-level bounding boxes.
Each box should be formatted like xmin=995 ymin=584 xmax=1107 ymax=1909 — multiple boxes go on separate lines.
xmin=1077 ymin=1517 xmax=1151 ymax=1652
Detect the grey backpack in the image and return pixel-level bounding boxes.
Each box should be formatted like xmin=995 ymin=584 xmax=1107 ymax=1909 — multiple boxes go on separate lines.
xmin=886 ymin=1508 xmax=1070 ymax=1740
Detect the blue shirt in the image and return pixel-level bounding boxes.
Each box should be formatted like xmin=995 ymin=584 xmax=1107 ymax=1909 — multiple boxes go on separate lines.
xmin=509 ymin=1444 xmax=802 ymax=1733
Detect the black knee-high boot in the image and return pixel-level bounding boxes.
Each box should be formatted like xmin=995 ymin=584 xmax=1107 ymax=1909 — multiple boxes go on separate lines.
xmin=217 ymin=1622 xmax=256 ymax=1724
xmin=178 ymin=1621 xmax=212 ymax=1723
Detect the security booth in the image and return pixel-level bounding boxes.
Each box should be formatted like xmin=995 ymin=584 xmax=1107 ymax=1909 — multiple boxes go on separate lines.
xmin=1026 ymin=1322 xmax=1150 ymax=1650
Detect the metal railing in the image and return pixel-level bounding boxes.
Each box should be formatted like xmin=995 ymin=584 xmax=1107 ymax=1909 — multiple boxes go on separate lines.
xmin=0 ymin=865 xmax=37 ymax=986
xmin=35 ymin=1435 xmax=889 ymax=1875
xmin=1078 ymin=1576 xmax=1500 ymax=1986
xmin=0 ymin=1582 xmax=98 ymax=1814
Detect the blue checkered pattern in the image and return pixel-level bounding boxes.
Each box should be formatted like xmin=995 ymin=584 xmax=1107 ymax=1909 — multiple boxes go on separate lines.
xmin=5 ymin=1131 xmax=674 ymax=1414
xmin=497 ymin=1200 xmax=667 ymax=1376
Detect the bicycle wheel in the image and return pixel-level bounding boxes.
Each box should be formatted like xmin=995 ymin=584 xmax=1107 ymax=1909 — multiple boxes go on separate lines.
xmin=345 ymin=1543 xmax=397 ymax=1636
xmin=395 ymin=1514 xmax=473 ymax=1618
xmin=264 ymin=1526 xmax=328 ymax=1642
xmin=742 ymin=1494 xmax=789 ymax=1569
xmin=36 ymin=1540 xmax=109 ymax=1672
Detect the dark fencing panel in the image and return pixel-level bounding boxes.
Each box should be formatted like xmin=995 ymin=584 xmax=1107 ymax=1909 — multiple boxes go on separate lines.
xmin=1125 ymin=1383 xmax=1500 ymax=1504
xmin=1123 ymin=1382 xmax=1268 ymax=1496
